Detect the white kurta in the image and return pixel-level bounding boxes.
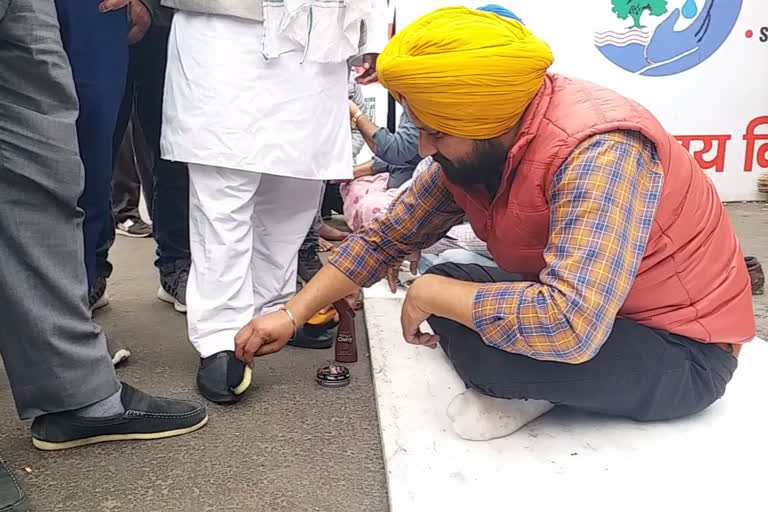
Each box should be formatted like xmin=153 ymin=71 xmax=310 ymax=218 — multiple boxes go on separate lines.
xmin=161 ymin=12 xmax=353 ymax=181
xmin=161 ymin=12 xmax=362 ymax=357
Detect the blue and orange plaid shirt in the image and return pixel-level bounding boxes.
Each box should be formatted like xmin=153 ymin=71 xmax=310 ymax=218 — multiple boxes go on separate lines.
xmin=330 ymin=131 xmax=664 ymax=363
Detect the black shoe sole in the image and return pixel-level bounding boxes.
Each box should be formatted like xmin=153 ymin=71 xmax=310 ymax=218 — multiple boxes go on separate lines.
xmin=31 ymin=416 xmax=209 ymax=451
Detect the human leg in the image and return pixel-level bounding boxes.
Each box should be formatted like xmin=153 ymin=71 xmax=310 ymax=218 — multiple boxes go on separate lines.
xmin=134 ymin=24 xmax=191 ymax=311
xmin=250 ymin=175 xmax=324 ymax=313
xmin=187 ymin=164 xmax=258 ymax=402
xmin=249 ymin=175 xmax=332 ymax=348
xmin=424 ymin=263 xmax=738 ymax=439
xmin=0 ymin=0 xmax=206 ymax=450
xmin=55 ymin=0 xmax=129 ymax=288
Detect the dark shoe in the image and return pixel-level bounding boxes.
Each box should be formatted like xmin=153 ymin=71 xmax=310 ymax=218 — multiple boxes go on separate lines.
xmin=30 ymin=383 xmax=207 ymax=451
xmin=288 ymin=325 xmax=334 ymax=349
xmin=89 ymin=275 xmax=110 ymax=311
xmin=106 ymin=336 xmax=131 ymax=367
xmin=116 ymin=218 xmax=153 ymax=238
xmin=0 ymin=457 xmax=27 ymax=512
xmin=157 ymin=261 xmax=188 ymax=313
xmin=298 ymin=248 xmax=323 ymax=283
xmin=746 ymin=256 xmax=764 ymax=295
xmin=197 ymin=351 xmax=252 ymax=404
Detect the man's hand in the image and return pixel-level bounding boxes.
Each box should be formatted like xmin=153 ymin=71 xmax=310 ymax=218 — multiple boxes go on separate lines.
xmin=234 ymin=310 xmax=295 ymax=365
xmin=353 ymin=161 xmax=374 ymax=179
xmin=356 ymin=53 xmax=379 ymax=85
xmin=128 ymin=1 xmax=151 ymax=44
xmin=386 ymin=251 xmax=420 ymax=293
xmin=401 ymin=276 xmax=440 ymax=349
xmin=98 ymin=0 xmax=130 ymax=11
xmin=98 ymin=0 xmax=151 ymax=44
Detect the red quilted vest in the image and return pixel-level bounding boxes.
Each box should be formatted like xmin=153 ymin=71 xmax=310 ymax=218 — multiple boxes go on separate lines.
xmin=443 ymin=74 xmax=755 ymax=344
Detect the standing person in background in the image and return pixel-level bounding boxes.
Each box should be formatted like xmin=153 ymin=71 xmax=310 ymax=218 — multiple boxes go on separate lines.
xmin=55 ymin=0 xmax=150 ymax=306
xmin=161 ymin=0 xmax=387 ymax=404
xmin=96 ymin=0 xmax=192 ymax=315
xmin=0 ymin=5 xmax=207 ymax=508
xmin=111 ymin=117 xmax=154 ymax=239
xmin=340 ymin=105 xmax=421 ymax=231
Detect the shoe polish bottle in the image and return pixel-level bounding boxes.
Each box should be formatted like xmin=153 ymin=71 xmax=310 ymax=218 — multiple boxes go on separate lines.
xmin=333 ymin=299 xmax=358 ymax=363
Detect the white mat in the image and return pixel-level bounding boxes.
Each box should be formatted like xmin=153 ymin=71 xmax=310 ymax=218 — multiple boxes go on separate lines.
xmin=364 ymin=280 xmax=768 ymax=512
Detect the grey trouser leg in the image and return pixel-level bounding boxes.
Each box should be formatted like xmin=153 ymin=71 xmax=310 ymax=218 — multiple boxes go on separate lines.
xmin=0 ymin=0 xmax=120 ymax=420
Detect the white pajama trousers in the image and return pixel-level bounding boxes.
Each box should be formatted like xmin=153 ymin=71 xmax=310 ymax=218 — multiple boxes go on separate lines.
xmin=187 ymin=164 xmax=323 ymax=357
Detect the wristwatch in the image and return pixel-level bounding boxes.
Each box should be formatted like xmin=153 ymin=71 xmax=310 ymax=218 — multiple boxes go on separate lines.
xmin=351 ymin=110 xmax=364 ymax=129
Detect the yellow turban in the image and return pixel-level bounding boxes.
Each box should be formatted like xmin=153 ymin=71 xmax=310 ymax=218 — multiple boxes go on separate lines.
xmin=377 ymin=6 xmax=554 ymax=139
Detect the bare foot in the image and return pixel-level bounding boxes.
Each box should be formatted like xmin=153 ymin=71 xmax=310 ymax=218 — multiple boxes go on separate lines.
xmin=318 ymin=238 xmax=335 ymax=252
xmin=318 ymin=223 xmax=349 ymax=242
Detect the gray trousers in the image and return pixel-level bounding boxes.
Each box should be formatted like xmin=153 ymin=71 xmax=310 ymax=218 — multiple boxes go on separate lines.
xmin=0 ymin=0 xmax=120 ymax=419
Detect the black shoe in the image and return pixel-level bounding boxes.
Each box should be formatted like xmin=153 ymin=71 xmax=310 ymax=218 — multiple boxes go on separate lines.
xmin=157 ymin=261 xmax=188 ymax=313
xmin=197 ymin=351 xmax=252 ymax=404
xmin=298 ymin=248 xmax=323 ymax=283
xmin=116 ymin=218 xmax=153 ymax=238
xmin=30 ymin=383 xmax=207 ymax=451
xmin=288 ymin=325 xmax=334 ymax=349
xmin=0 ymin=457 xmax=27 ymax=511
xmin=89 ymin=275 xmax=110 ymax=311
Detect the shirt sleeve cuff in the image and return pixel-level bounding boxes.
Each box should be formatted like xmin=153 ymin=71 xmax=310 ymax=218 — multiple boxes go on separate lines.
xmin=328 ymin=238 xmax=390 ymax=288
xmin=471 ymin=283 xmax=524 ymax=350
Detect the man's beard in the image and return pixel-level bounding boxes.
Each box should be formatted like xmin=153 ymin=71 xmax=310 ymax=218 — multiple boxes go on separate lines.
xmin=433 ymin=139 xmax=509 ymax=197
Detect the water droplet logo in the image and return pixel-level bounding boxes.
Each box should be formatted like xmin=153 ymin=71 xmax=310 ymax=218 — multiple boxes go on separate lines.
xmin=596 ymin=0 xmax=743 ymax=76
xmin=681 ymin=0 xmax=699 ymax=19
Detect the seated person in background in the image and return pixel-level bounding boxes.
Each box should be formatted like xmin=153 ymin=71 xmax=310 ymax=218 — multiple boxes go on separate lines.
xmin=342 ymin=101 xmax=421 ymax=231
xmin=298 ymin=69 xmax=369 ymax=284
xmin=235 ymin=6 xmax=754 ymax=442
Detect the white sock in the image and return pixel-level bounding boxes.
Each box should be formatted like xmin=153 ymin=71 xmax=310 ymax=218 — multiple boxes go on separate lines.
xmin=446 ymin=388 xmax=554 ymax=441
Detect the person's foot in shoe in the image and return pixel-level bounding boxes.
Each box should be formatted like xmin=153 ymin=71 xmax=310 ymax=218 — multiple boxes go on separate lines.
xmin=317 ymin=222 xmax=349 ymax=242
xmin=30 ymin=383 xmax=207 ymax=451
xmin=157 ymin=261 xmax=188 ymax=313
xmin=197 ymin=351 xmax=252 ymax=404
xmin=106 ymin=335 xmax=131 ymax=366
xmin=116 ymin=217 xmax=152 ymax=238
xmin=298 ymin=246 xmax=323 ymax=283
xmin=287 ymin=311 xmax=335 ymax=350
xmin=89 ymin=275 xmax=110 ymax=311
xmin=0 ymin=456 xmax=27 ymax=511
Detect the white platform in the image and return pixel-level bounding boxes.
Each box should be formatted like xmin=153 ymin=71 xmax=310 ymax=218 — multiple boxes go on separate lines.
xmin=364 ymin=280 xmax=768 ymax=512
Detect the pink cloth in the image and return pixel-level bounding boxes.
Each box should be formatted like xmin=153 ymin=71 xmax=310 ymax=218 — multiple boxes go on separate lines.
xmin=341 ymin=173 xmax=400 ymax=232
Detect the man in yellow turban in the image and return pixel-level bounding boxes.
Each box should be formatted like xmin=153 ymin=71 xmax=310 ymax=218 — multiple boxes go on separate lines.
xmin=235 ymin=6 xmax=753 ymax=441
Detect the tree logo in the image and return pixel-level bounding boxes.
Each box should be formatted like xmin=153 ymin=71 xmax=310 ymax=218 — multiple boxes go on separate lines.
xmin=595 ymin=0 xmax=743 ymax=76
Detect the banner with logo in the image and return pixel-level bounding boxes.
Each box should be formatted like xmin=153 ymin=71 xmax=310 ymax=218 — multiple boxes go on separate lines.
xmin=381 ymin=0 xmax=768 ymax=202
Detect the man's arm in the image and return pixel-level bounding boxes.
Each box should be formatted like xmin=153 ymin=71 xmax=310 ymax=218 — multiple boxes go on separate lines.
xmin=306 ymin=162 xmax=463 ymax=322
xmin=372 ymin=114 xmax=420 ymax=165
xmin=406 ymin=131 xmax=664 ymax=363
xmin=351 ymin=109 xmax=420 ymax=165
xmin=235 ymin=161 xmax=463 ymax=363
